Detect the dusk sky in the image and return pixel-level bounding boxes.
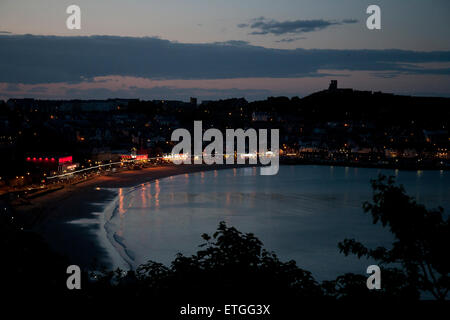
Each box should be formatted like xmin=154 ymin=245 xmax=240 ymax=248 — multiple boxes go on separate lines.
xmin=1 ymin=0 xmax=449 ymax=100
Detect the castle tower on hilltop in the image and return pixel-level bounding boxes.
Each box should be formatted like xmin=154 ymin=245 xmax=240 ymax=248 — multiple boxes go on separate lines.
xmin=328 ymin=80 xmax=338 ymax=91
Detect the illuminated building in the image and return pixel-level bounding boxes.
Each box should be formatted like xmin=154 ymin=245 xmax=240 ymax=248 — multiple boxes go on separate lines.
xmin=25 ymin=154 xmax=78 ymax=174
xmin=120 ymin=154 xmax=148 ymax=161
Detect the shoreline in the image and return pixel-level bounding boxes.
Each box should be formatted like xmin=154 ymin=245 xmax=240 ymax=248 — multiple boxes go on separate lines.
xmin=10 ymin=162 xmax=446 ymax=270
xmin=280 ymin=158 xmax=448 ymax=171
xmin=11 ymin=164 xmax=250 ymax=269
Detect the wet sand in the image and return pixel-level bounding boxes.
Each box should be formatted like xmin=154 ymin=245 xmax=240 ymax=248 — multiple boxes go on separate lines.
xmin=13 ymin=164 xmax=235 ymax=269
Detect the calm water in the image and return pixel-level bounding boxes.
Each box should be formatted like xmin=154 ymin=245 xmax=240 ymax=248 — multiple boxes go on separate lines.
xmin=101 ymin=165 xmax=449 ymax=281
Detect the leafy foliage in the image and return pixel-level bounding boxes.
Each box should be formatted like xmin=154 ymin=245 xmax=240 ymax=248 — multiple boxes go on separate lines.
xmin=2 ymin=174 xmax=448 ymax=303
xmin=338 ymin=175 xmax=450 ymax=300
xmin=88 ymin=222 xmax=322 ymax=302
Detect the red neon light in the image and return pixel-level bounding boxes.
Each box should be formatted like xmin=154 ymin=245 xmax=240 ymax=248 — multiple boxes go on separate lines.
xmin=121 ymin=154 xmax=148 ymax=160
xmin=26 ymin=157 xmax=31 ymax=161
xmin=45 ymin=158 xmax=48 ymax=161
xmin=135 ymin=154 xmax=148 ymax=160
xmin=51 ymin=158 xmax=55 ymax=161
xmin=39 ymin=158 xmax=42 ymax=161
xmin=33 ymin=157 xmax=36 ymax=161
xmin=58 ymin=156 xmax=73 ymax=164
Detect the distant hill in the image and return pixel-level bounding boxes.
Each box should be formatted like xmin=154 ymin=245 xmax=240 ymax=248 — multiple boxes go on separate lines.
xmin=299 ymin=87 xmax=450 ymax=124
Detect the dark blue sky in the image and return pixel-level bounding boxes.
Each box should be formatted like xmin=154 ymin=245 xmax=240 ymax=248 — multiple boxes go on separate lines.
xmin=0 ymin=0 xmax=449 ymax=100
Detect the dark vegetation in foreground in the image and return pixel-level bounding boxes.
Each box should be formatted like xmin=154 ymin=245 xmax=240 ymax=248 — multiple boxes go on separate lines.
xmin=1 ymin=176 xmax=449 ymax=305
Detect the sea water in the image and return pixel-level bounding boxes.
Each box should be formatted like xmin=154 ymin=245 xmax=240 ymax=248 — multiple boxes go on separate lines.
xmin=99 ymin=165 xmax=449 ymax=281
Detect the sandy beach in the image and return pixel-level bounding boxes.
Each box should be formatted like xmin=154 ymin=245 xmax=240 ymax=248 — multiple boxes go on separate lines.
xmin=12 ymin=164 xmax=236 ymax=269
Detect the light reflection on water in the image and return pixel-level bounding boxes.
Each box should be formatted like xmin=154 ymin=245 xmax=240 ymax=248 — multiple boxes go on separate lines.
xmin=105 ymin=165 xmax=449 ymax=281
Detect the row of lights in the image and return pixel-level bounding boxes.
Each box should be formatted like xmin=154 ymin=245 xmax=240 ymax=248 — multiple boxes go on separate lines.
xmin=26 ymin=157 xmax=56 ymax=162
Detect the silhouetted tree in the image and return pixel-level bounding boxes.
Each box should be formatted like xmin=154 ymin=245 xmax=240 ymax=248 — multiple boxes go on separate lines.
xmin=3 ymin=174 xmax=449 ymax=306
xmin=90 ymin=222 xmax=322 ymax=302
xmin=337 ymin=175 xmax=449 ymax=300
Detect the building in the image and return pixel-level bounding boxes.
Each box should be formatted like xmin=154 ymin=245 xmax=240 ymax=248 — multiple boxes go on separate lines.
xmin=328 ymin=80 xmax=338 ymax=91
xmin=251 ymin=112 xmax=269 ymax=122
xmin=25 ymin=154 xmax=78 ymax=176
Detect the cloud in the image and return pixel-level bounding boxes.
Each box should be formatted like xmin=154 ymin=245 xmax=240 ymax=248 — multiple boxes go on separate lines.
xmin=70 ymin=86 xmax=272 ymax=101
xmin=275 ymin=37 xmax=306 ymax=43
xmin=4 ymin=83 xmax=20 ymax=91
xmin=342 ymin=19 xmax=358 ymax=24
xmin=213 ymin=40 xmax=250 ymax=46
xmin=238 ymin=17 xmax=358 ymax=35
xmin=0 ymin=84 xmax=272 ymax=101
xmin=0 ymin=31 xmax=11 ymax=34
xmin=0 ymin=34 xmax=449 ymax=84
xmin=28 ymin=86 xmax=48 ymax=93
